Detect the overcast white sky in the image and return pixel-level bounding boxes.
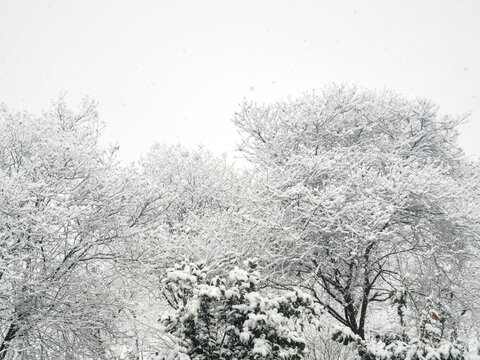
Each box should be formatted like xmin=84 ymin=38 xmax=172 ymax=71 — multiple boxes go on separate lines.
xmin=1 ymin=0 xmax=479 ymax=162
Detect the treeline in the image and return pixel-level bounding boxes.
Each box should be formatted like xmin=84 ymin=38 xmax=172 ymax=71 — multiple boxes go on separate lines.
xmin=1 ymin=85 xmax=480 ymax=359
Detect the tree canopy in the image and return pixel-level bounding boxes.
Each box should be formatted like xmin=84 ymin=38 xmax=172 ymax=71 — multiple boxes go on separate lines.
xmin=1 ymin=86 xmax=480 ymax=359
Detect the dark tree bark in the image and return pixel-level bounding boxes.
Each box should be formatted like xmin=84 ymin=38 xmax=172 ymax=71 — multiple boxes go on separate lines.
xmin=0 ymin=322 xmax=18 ymax=360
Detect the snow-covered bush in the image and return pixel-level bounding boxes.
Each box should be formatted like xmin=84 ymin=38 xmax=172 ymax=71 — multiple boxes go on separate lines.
xmin=161 ymin=259 xmax=321 ymax=359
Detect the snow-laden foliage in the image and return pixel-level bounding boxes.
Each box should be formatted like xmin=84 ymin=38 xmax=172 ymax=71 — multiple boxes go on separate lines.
xmin=161 ymin=260 xmax=321 ymax=360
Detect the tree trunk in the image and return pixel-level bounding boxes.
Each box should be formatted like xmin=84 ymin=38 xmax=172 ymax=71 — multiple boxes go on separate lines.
xmin=0 ymin=322 xmax=18 ymax=360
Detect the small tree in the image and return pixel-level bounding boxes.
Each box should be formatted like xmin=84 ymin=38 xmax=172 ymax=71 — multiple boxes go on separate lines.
xmin=161 ymin=260 xmax=321 ymax=359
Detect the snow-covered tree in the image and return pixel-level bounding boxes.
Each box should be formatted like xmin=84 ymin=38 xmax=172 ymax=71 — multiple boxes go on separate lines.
xmin=0 ymin=99 xmax=140 ymax=359
xmin=233 ymin=85 xmax=480 ymax=342
xmin=139 ymin=144 xmax=247 ymax=269
xmin=161 ymin=259 xmax=320 ymax=360
xmin=105 ymin=144 xmax=249 ymax=358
